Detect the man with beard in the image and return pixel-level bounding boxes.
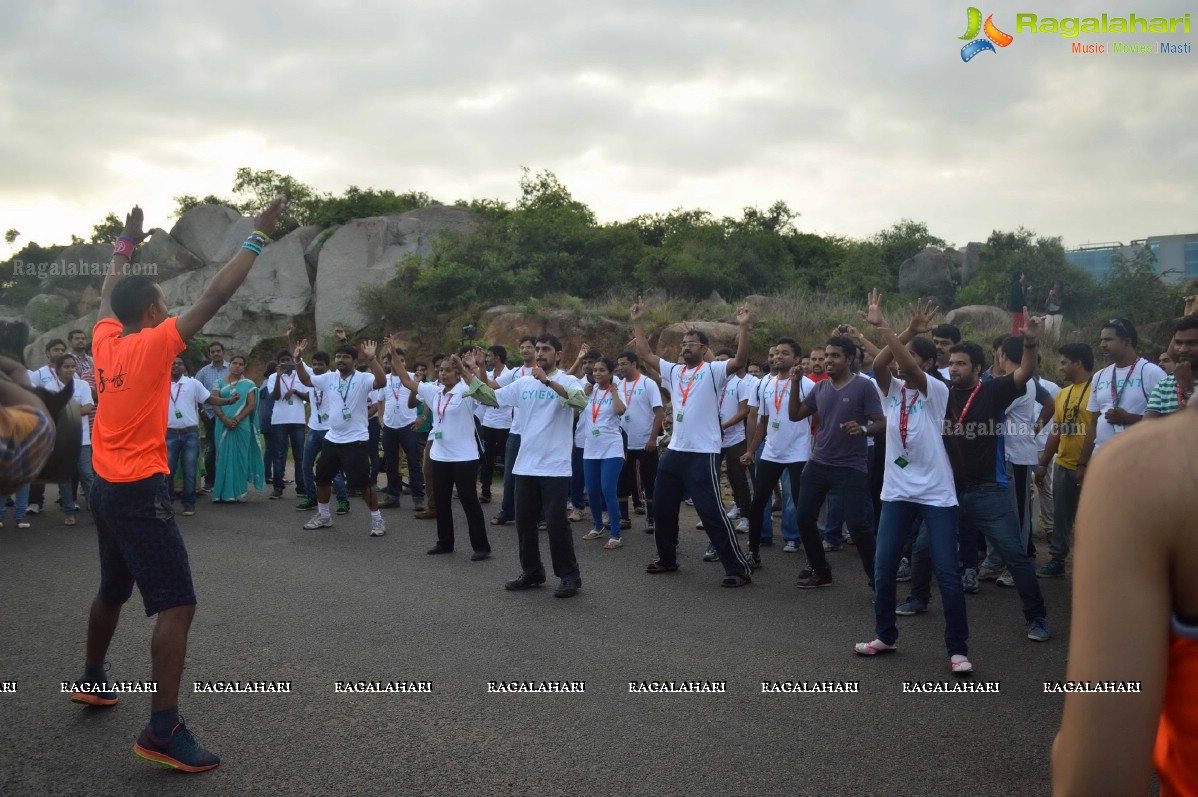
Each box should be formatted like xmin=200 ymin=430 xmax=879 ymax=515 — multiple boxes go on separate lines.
xmin=1143 ymin=315 xmax=1198 ymax=419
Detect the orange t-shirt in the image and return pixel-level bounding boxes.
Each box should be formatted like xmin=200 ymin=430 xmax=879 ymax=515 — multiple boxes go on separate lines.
xmin=91 ymin=316 xmax=186 ymax=482
xmin=1155 ymin=622 xmax=1198 ymax=797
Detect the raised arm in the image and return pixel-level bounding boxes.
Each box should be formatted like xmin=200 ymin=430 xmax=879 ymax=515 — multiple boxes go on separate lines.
xmin=630 ymin=299 xmax=657 ymax=367
xmin=361 ymin=340 xmax=386 ymax=389
xmin=97 ymin=206 xmax=151 ymax=322
xmin=175 ymin=197 xmax=286 ymax=340
xmin=788 ymin=373 xmax=817 ymax=422
xmin=725 ymin=304 xmax=753 ymax=374
xmin=292 ymin=340 xmax=313 ymax=388
xmin=1012 ymin=307 xmax=1041 ymax=391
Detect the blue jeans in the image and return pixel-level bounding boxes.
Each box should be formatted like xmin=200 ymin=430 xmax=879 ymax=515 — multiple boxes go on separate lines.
xmin=958 ymin=486 xmax=1047 ymax=622
xmin=272 ymin=423 xmax=307 ymax=494
xmin=584 ymin=457 xmax=624 ymax=535
xmin=3 ymin=484 xmax=31 ymax=520
xmin=499 ymin=433 xmax=521 ymax=522
xmin=59 ymin=444 xmax=95 ymax=516
xmin=653 ymin=450 xmax=751 ymax=577
xmin=381 ymin=425 xmax=425 ymax=500
xmin=795 ymin=462 xmax=877 ymax=582
xmin=748 ymin=459 xmax=803 ymax=553
xmin=570 ymin=444 xmax=587 ymax=509
xmin=302 ymin=429 xmax=347 ymax=503
xmin=165 ymin=429 xmax=200 ymax=508
xmin=875 ymin=501 xmax=968 ymax=656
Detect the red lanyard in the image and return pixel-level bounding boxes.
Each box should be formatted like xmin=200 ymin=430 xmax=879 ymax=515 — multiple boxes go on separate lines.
xmin=1110 ymin=358 xmax=1140 ymax=407
xmin=898 ymin=386 xmax=920 ymax=449
xmin=282 ymin=373 xmax=296 ymax=393
xmin=677 ymin=365 xmax=701 ymax=407
xmin=389 ymin=376 xmax=402 ymax=402
xmin=621 ymin=375 xmax=640 ymax=407
xmin=772 ymin=376 xmax=791 ymax=415
xmin=171 ymin=381 xmax=182 ymax=406
xmin=436 ymin=390 xmax=453 ymax=426
xmin=592 ymin=386 xmax=612 ymax=423
xmin=1177 ymin=378 xmax=1186 ymax=407
xmin=952 ymin=382 xmax=983 ymax=427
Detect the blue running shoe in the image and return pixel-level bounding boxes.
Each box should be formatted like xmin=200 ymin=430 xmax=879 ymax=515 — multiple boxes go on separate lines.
xmin=134 ymin=718 xmax=221 ymax=773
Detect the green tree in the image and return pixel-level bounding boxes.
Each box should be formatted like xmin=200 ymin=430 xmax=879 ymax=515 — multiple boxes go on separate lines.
xmin=825 ymin=219 xmax=947 ymax=299
xmin=171 ymin=193 xmax=238 ymax=219
xmin=955 ymin=228 xmax=1097 ymax=318
xmin=4 ymin=229 xmax=18 ymax=245
xmin=89 ymin=212 xmax=124 ymax=244
xmin=1102 ymin=248 xmax=1183 ymax=329
xmin=230 ymin=167 xmax=321 ymax=234
xmin=309 ymin=187 xmax=440 ymax=227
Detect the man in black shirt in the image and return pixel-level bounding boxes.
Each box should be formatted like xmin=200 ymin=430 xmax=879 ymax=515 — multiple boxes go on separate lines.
xmin=942 ymin=310 xmax=1051 ymax=642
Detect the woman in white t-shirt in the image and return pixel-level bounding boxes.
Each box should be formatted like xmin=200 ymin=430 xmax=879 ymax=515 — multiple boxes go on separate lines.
xmin=392 ymin=353 xmax=491 ymax=559
xmin=579 ymin=358 xmax=627 ymax=548
xmin=53 ymin=353 xmax=95 ymax=526
xmin=856 ymin=293 xmax=971 ymax=675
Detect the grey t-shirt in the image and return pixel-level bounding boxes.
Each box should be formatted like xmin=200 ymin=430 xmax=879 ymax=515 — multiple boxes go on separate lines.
xmin=802 ymin=375 xmax=883 ymax=472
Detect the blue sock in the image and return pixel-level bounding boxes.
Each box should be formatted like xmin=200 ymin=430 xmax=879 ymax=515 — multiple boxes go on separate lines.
xmin=82 ymin=664 xmax=107 ymax=686
xmin=150 ymin=707 xmax=179 ymax=736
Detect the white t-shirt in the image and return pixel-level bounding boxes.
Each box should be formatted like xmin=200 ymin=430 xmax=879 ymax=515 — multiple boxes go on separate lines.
xmin=718 ymin=373 xmax=752 ymax=448
xmin=481 ymin=368 xmax=515 ymax=430
xmin=881 ymin=377 xmax=957 ymax=508
xmin=578 ymin=383 xmax=626 ymax=460
xmin=68 ymin=377 xmax=94 ymax=446
xmin=491 ymin=371 xmax=585 ymax=477
xmin=266 ymin=372 xmax=309 ymax=425
xmin=310 ymin=370 xmax=374 ymax=444
xmin=617 ymin=374 xmax=664 ymax=450
xmin=416 ymin=380 xmax=481 ymax=462
xmin=757 ymin=375 xmax=816 ymax=464
xmin=496 ymin=364 xmax=537 ymax=435
xmin=33 ymin=364 xmax=65 ymax=391
xmin=1003 ymin=380 xmax=1040 ymax=466
xmin=379 ymin=373 xmax=418 ymax=429
xmin=1086 ymin=359 xmax=1166 ymax=452
xmin=307 ymin=374 xmax=334 ymax=431
xmin=167 ymin=376 xmax=211 ymax=430
xmin=657 ymin=358 xmax=730 ymax=454
xmin=1034 ymin=379 xmax=1061 ymax=452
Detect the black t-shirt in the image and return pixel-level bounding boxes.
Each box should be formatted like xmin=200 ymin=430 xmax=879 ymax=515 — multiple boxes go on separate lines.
xmin=942 ymin=374 xmax=1021 ymax=491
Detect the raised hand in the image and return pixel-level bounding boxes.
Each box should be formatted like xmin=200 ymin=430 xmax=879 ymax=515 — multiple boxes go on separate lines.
xmin=735 ymin=304 xmax=752 ymax=327
xmin=789 ymin=362 xmax=805 ymax=380
xmin=293 ymin=339 xmax=308 ymax=360
xmin=254 ymin=195 xmax=287 ymax=237
xmin=286 ymin=323 xmax=295 ymax=337
xmin=630 ymin=297 xmax=646 ymax=323
xmin=859 ymin=288 xmax=887 ymax=328
xmin=120 ymin=205 xmax=150 ymax=244
xmin=530 ymin=366 xmax=548 ymax=383
xmin=361 ymin=340 xmax=378 ymax=359
xmin=1021 ymin=307 xmax=1043 ymax=341
xmin=905 ymin=297 xmax=941 ymax=335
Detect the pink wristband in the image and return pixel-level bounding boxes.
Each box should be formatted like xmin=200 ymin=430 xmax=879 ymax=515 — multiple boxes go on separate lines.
xmin=113 ymin=237 xmax=137 ymax=259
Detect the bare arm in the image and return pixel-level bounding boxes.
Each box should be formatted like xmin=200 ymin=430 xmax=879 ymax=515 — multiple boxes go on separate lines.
xmin=629 ymin=300 xmax=656 ymax=366
xmin=725 ymin=304 xmax=753 ymax=374
xmin=1051 ymin=422 xmax=1178 ymax=795
xmin=788 ymin=380 xmax=817 ymax=423
xmin=721 ymin=399 xmax=749 ymax=431
xmin=292 ymin=340 xmax=313 ymax=388
xmin=1012 ymin=307 xmax=1041 ymax=391
xmin=175 ymin=197 xmax=286 ymax=340
xmin=97 ymin=207 xmax=151 ymax=322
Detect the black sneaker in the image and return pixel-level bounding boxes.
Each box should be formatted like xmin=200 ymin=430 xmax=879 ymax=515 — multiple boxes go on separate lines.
xmin=796 ymin=568 xmax=833 ymax=589
xmin=269 ymin=489 xmax=284 ymax=500
xmin=554 ymin=579 xmax=581 ymax=598
xmin=504 ymin=571 xmax=547 ymax=591
xmin=133 ymin=717 xmax=220 ymax=773
xmin=426 ymin=545 xmax=453 ymax=555
xmin=645 ymin=516 xmax=655 ymax=533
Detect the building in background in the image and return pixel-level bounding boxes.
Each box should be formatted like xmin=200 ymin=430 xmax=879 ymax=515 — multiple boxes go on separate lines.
xmin=1066 ymin=233 xmax=1198 ymax=284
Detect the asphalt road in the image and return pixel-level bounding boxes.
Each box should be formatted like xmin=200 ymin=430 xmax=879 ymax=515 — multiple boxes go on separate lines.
xmin=1 ymin=477 xmax=1075 ymax=797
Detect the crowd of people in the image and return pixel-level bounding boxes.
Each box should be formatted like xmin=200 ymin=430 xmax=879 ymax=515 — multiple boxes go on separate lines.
xmin=2 ymin=201 xmax=1194 ymax=789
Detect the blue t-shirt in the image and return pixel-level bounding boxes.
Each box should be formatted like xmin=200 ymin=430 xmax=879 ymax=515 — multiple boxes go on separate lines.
xmin=801 ymin=375 xmax=883 ymax=473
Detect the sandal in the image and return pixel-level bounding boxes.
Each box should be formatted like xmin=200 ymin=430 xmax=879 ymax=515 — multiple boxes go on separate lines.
xmin=491 ymin=515 xmax=509 ymax=526
xmin=721 ymin=573 xmax=751 ymax=588
xmin=950 ymin=655 xmax=973 ymax=675
xmin=582 ymin=529 xmax=605 ymax=540
xmin=64 ymin=516 xmax=76 ymax=526
xmin=646 ymin=560 xmax=679 ymax=574
xmin=604 ymin=537 xmax=622 ymax=550
xmin=854 ymin=639 xmax=897 ymax=656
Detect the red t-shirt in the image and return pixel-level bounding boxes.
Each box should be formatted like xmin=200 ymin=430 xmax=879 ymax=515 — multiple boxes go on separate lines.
xmin=91 ymin=316 xmax=186 ymax=482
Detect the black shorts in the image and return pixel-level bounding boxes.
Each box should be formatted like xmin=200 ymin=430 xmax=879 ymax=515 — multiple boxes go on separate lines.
xmin=316 ymin=440 xmax=371 ymax=491
xmin=91 ymin=474 xmax=196 ymax=616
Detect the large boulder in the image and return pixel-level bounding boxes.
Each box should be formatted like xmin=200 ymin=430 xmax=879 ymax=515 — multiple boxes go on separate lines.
xmin=25 ymin=311 xmax=99 ymax=368
xmin=51 ymin=243 xmax=112 ymax=278
xmin=24 ymin=294 xmax=70 ymax=330
xmin=481 ymin=310 xmax=627 ymax=363
xmin=960 ymin=242 xmax=983 ymax=285
xmin=898 ymin=247 xmax=956 ymax=305
xmin=169 ymin=204 xmax=245 ymax=264
xmin=140 ymin=228 xmax=207 ymax=283
xmin=945 ymin=304 xmax=1010 ymax=331
xmin=314 ymin=207 xmax=482 ymax=335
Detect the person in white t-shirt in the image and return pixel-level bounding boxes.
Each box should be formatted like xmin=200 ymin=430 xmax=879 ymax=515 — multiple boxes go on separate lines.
xmin=856 ymin=291 xmax=972 ymax=674
xmin=484 ymin=336 xmax=538 ymax=526
xmin=295 ymin=351 xmax=349 ymax=513
xmin=375 ymin=345 xmax=426 ymax=512
xmin=294 ymin=341 xmax=388 ymax=537
xmin=392 ymin=350 xmax=491 ymax=559
xmin=165 ymin=356 xmax=235 ymax=516
xmin=740 ymin=337 xmax=815 ymax=569
xmin=477 ymin=345 xmax=514 ymax=505
xmin=465 ymin=334 xmax=588 ymax=598
xmin=266 ymin=349 xmax=310 ymax=500
xmin=1077 ymin=317 xmax=1166 ymax=480
xmin=714 ymin=349 xmax=753 ymax=534
xmin=630 ymin=298 xmax=755 ymax=587
xmin=577 ymin=357 xmax=628 ymax=549
xmin=52 ymin=353 xmax=96 ymax=526
xmin=25 ymin=338 xmax=68 ymax=515
xmin=614 ymin=351 xmax=664 ymax=532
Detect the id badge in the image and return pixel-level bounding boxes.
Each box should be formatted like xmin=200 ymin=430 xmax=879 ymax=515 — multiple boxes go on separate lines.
xmin=894 ymin=453 xmax=910 ymax=469
xmin=175 ymin=410 xmax=183 ymax=419
xmin=675 ymin=412 xmax=684 ymax=423
xmin=287 ymin=398 xmax=294 ymax=405
xmin=771 ymin=420 xmax=780 ymax=430
xmin=433 ymin=431 xmax=443 ymax=440
xmin=342 ymin=410 xmax=352 ymax=421
xmin=319 ymin=413 xmax=329 ymax=423
xmin=591 ymin=427 xmax=600 ymax=437
xmin=623 ymin=414 xmax=630 ymax=422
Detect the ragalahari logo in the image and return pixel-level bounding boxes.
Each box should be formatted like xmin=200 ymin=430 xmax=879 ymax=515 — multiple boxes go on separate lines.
xmin=960 ymin=7 xmax=1014 ymax=61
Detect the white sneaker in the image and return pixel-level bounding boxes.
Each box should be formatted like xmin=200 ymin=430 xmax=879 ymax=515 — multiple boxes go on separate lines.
xmin=683 ymin=498 xmax=694 ymax=507
xmin=695 ymin=520 xmax=705 ymax=530
xmin=567 ymin=508 xmax=584 ymax=522
xmin=951 ymin=654 xmax=974 ymax=674
xmin=304 ymin=514 xmax=333 ymax=530
xmin=783 ymin=542 xmax=797 ymax=553
xmin=370 ymin=516 xmax=386 ymax=537
xmin=726 ymin=505 xmax=741 ymax=520
xmin=734 ymin=518 xmax=749 ymax=533
xmin=996 ymin=570 xmax=1014 ymax=588
xmin=26 ymin=504 xmax=41 ymax=515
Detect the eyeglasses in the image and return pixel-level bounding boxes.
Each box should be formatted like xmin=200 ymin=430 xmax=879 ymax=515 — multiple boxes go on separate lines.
xmin=680 ymin=342 xmax=705 ymax=349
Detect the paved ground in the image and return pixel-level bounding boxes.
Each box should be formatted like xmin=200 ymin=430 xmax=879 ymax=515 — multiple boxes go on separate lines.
xmin=1 ymin=476 xmax=1074 ymax=797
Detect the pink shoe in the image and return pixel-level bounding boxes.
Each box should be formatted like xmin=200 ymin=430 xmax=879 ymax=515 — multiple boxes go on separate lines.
xmin=950 ymin=655 xmax=973 ymax=675
xmin=854 ymin=639 xmax=896 ymax=656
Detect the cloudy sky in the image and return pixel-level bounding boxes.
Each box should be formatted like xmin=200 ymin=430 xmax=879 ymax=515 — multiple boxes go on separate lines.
xmin=1 ymin=0 xmax=1194 ymax=256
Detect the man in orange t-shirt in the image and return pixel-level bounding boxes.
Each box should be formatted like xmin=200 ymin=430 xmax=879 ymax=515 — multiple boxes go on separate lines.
xmin=69 ymin=198 xmax=285 ymax=774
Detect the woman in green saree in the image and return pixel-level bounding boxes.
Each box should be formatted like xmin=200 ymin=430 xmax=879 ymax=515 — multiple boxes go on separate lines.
xmin=212 ymin=355 xmax=266 ymax=502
